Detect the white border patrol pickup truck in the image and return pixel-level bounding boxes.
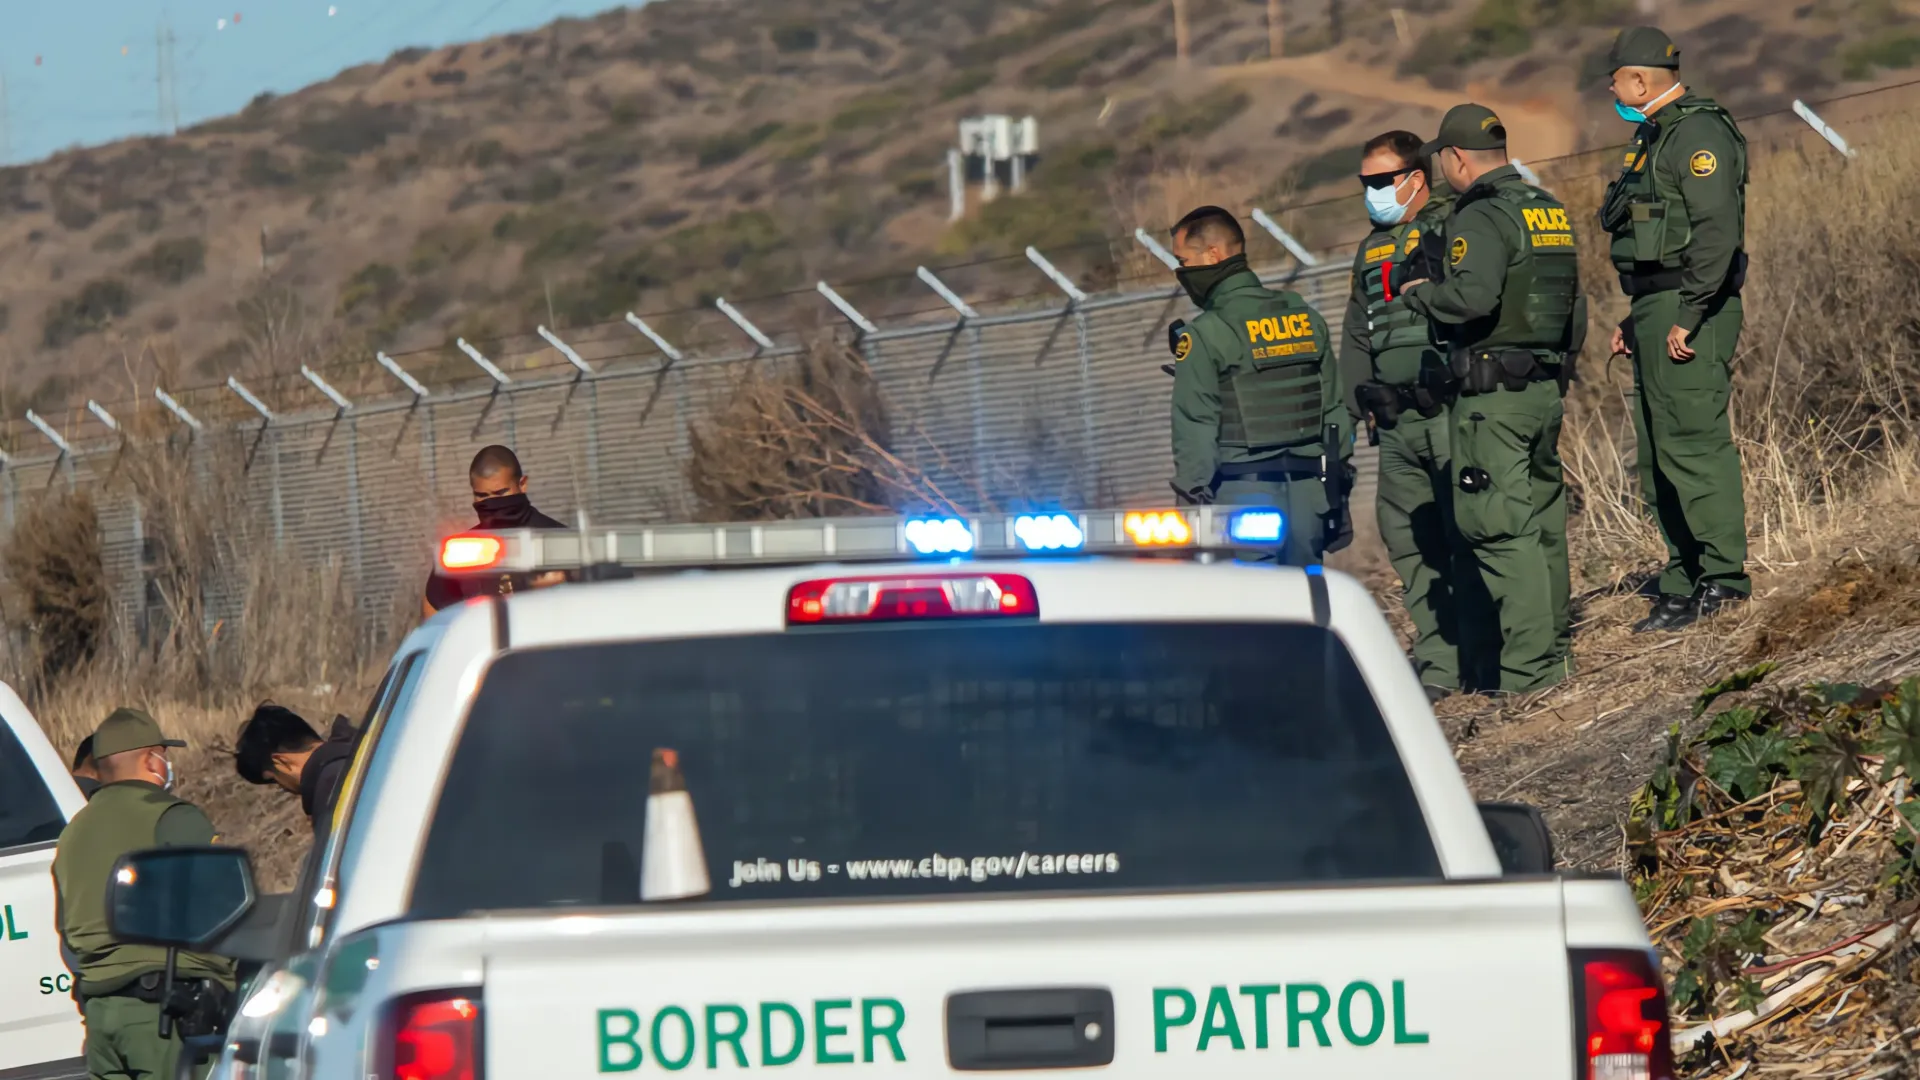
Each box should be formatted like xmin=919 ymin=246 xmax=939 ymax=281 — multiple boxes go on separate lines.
xmin=0 ymin=682 xmax=86 ymax=1080
xmin=106 ymin=508 xmax=1676 ymax=1080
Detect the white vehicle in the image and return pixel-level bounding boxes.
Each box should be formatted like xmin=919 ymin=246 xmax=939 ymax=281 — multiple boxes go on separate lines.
xmin=0 ymin=682 xmax=87 ymax=1080
xmin=109 ymin=507 xmax=1675 ymax=1080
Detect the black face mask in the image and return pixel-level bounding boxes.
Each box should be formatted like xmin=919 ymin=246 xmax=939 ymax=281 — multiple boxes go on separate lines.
xmin=1175 ymin=253 xmax=1249 ymax=307
xmin=474 ymin=493 xmax=536 ymax=528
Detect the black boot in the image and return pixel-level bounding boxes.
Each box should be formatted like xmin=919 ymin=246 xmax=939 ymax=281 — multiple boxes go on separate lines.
xmin=1632 ymin=593 xmax=1697 ymax=634
xmin=1695 ymin=581 xmax=1749 ymax=618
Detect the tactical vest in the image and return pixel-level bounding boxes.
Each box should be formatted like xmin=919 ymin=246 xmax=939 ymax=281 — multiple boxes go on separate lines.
xmin=52 ymin=782 xmax=229 ymax=990
xmin=1455 ymin=180 xmax=1581 ymax=354
xmin=1358 ymin=203 xmax=1451 ymax=386
xmin=1601 ymin=96 xmax=1748 ymax=275
xmin=1196 ymin=304 xmax=1325 ymax=454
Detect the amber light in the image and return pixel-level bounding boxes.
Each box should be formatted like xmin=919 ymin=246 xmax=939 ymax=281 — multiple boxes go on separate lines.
xmin=439 ymin=536 xmax=502 ymax=571
xmin=1123 ymin=511 xmax=1192 ymax=546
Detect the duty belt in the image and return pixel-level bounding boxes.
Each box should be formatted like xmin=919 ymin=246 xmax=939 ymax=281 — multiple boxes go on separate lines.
xmin=1215 ymin=456 xmax=1320 ymax=484
xmin=1457 ymin=349 xmax=1563 ymax=397
xmin=81 ymin=970 xmax=168 ymax=1004
xmin=1618 ymin=268 xmax=1683 ymax=296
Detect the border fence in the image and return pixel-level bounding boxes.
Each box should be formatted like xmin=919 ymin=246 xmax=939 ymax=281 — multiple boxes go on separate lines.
xmin=0 ymin=78 xmax=1904 ymax=650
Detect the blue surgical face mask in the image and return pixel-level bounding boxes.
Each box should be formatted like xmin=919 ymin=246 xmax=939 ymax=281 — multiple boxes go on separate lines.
xmin=1614 ymin=101 xmax=1647 ymax=125
xmin=1364 ymin=173 xmax=1416 ymax=226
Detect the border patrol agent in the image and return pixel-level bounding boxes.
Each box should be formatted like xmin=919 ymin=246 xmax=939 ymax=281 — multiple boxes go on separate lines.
xmin=53 ymin=708 xmax=236 ymax=1080
xmin=1341 ymin=131 xmax=1468 ymax=701
xmin=1167 ymin=204 xmax=1352 ymax=565
xmin=1386 ymin=105 xmax=1582 ymax=694
xmin=1600 ymin=27 xmax=1751 ymax=633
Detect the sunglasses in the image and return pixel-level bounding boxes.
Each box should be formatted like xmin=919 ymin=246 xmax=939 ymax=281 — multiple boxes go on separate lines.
xmin=1358 ymin=168 xmax=1416 ymax=191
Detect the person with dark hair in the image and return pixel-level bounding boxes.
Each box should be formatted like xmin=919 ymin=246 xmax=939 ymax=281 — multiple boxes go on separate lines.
xmin=423 ymin=444 xmax=570 ymax=616
xmin=1342 ymin=129 xmax=1469 ymax=703
xmin=71 ymin=734 xmax=101 ymax=798
xmin=1381 ymin=103 xmax=1582 ymax=694
xmin=1166 ymin=204 xmax=1352 ymax=565
xmin=233 ymin=703 xmax=360 ymax=840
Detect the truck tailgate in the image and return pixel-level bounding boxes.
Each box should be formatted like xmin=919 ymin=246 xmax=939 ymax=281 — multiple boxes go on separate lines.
xmin=481 ymin=881 xmax=1572 ymax=1078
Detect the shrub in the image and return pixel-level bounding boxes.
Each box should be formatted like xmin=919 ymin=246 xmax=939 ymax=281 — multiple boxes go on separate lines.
xmin=1842 ymin=34 xmax=1920 ymax=79
xmin=337 ymin=262 xmax=400 ymax=315
xmin=42 ymin=278 xmax=132 ymax=348
xmin=240 ymin=147 xmax=297 ymax=187
xmin=522 ymin=217 xmax=602 ymax=266
xmin=92 ymin=230 xmax=132 ymax=253
xmin=2 ymin=489 xmax=109 ymax=687
xmin=134 ymin=202 xmax=164 ymax=234
xmin=287 ymin=100 xmax=412 ymax=157
xmin=466 ymin=139 xmax=507 ymax=167
xmin=1137 ymin=87 xmax=1251 ymax=144
xmin=829 ymin=90 xmax=916 ymax=132
xmin=940 ymin=66 xmax=995 ymax=101
xmin=53 ymin=189 xmax=97 ymax=231
xmin=130 ymin=237 xmax=207 ymax=285
xmin=771 ymin=23 xmax=819 ymax=52
xmin=692 ymin=122 xmax=783 ymax=168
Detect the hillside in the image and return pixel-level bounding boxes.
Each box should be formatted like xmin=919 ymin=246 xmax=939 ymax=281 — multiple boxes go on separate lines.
xmin=0 ymin=0 xmax=1910 ymax=427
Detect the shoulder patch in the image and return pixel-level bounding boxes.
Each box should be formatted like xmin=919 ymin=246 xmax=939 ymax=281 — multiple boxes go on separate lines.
xmin=1173 ymin=331 xmax=1192 ymax=361
xmin=1689 ymin=149 xmax=1717 ymax=177
xmin=1403 ymin=228 xmax=1421 ymax=253
xmin=1449 ymin=236 xmax=1468 ymax=266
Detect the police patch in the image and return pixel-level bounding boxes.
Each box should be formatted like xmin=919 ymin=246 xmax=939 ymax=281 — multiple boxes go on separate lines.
xmin=1449 ymin=236 xmax=1467 ymax=266
xmin=1404 ymin=228 xmax=1421 ymax=254
xmin=1689 ymin=150 xmax=1717 ymax=177
xmin=1174 ymin=332 xmax=1192 ymax=361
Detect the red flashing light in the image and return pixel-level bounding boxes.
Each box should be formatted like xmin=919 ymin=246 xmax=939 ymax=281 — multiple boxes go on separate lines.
xmin=787 ymin=574 xmax=1038 ymax=625
xmin=440 ymin=536 xmax=502 ymax=571
xmin=1574 ymin=950 xmax=1674 ymax=1080
xmin=383 ymin=992 xmax=480 ymax=1080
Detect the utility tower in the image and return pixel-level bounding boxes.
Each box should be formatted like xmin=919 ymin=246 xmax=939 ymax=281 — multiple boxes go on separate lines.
xmin=155 ymin=19 xmax=180 ymax=136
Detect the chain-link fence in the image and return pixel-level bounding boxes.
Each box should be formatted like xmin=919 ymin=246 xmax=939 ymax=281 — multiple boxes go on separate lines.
xmin=0 ymin=257 xmax=1362 ymax=649
xmin=3 ymin=78 xmax=1903 ymax=649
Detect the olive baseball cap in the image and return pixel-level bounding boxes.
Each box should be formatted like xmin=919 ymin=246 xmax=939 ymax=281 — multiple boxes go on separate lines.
xmin=91 ymin=707 xmax=187 ymax=758
xmin=1420 ymin=104 xmax=1508 ymax=156
xmin=1608 ymin=26 xmax=1681 ymax=71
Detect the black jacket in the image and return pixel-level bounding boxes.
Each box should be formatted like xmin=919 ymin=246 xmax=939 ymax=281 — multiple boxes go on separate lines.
xmin=300 ymin=715 xmax=361 ymax=842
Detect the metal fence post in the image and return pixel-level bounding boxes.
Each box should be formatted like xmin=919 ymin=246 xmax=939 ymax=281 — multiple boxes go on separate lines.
xmin=270 ymin=429 xmax=285 ymax=550
xmin=348 ymin=416 xmax=364 ymax=598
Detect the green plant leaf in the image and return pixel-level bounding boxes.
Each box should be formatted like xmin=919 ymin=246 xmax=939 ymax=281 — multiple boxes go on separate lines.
xmin=1876 ymin=681 xmax=1920 ymax=783
xmin=1897 ymin=799 xmax=1920 ymax=837
xmin=1680 ymin=917 xmax=1716 ymax=961
xmin=1707 ymin=730 xmax=1791 ymax=801
xmin=1794 ymin=726 xmax=1867 ymax=820
xmin=1703 ymin=706 xmax=1759 ymax=744
xmin=1694 ymin=662 xmax=1780 ymax=719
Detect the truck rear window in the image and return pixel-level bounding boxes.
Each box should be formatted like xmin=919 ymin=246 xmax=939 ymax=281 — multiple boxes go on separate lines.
xmin=410 ymin=623 xmax=1439 ymax=916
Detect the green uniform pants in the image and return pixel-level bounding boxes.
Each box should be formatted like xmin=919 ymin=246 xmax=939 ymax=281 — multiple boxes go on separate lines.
xmin=1628 ymin=292 xmax=1750 ymax=598
xmin=1450 ymin=380 xmax=1572 ymax=694
xmin=1375 ymin=412 xmax=1467 ymax=692
xmin=84 ymin=995 xmax=189 ymax=1080
xmin=1216 ymin=476 xmax=1330 ymax=566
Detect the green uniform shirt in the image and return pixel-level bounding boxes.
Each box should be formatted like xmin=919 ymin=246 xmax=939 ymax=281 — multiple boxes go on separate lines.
xmin=1396 ymin=165 xmax=1579 ymax=350
xmin=1339 ymin=188 xmax=1456 ymax=409
xmin=52 ymin=780 xmax=236 ymax=992
xmin=1601 ymin=91 xmax=1747 ymax=333
xmin=1171 ymin=268 xmax=1348 ymax=493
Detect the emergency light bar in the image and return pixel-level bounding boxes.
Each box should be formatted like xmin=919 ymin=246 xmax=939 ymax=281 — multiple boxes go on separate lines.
xmin=435 ymin=506 xmax=1289 ymax=576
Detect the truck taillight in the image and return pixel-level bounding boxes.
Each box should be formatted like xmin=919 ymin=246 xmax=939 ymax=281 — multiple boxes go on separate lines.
xmin=787 ymin=574 xmax=1038 ymax=625
xmin=381 ymin=991 xmax=481 ymax=1080
xmin=1572 ymin=950 xmax=1673 ymax=1080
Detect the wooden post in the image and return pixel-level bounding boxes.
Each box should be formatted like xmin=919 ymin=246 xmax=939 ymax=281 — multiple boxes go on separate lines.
xmin=1173 ymin=0 xmax=1190 ymax=67
xmin=1268 ymin=0 xmax=1284 ymax=59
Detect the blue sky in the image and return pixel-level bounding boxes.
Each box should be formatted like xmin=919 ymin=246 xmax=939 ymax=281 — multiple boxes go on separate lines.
xmin=4 ymin=0 xmax=629 ymax=164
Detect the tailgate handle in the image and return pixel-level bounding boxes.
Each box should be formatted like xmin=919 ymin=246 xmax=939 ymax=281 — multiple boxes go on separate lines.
xmin=946 ymin=988 xmax=1114 ymax=1071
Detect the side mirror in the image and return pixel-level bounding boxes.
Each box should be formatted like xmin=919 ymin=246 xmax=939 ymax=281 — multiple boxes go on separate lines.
xmin=1478 ymin=802 xmax=1557 ymax=875
xmin=108 ymin=846 xmax=258 ymax=951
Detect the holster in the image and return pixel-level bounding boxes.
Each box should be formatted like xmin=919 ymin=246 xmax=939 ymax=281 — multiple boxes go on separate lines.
xmin=1355 ymin=382 xmax=1404 ymax=432
xmin=165 ymin=979 xmax=234 ymax=1040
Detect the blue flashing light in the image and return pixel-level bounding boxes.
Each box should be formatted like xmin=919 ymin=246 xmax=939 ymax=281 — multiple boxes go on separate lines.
xmin=904 ymin=517 xmax=975 ymax=555
xmin=1012 ymin=513 xmax=1086 ymax=552
xmin=1227 ymin=509 xmax=1287 ymax=545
